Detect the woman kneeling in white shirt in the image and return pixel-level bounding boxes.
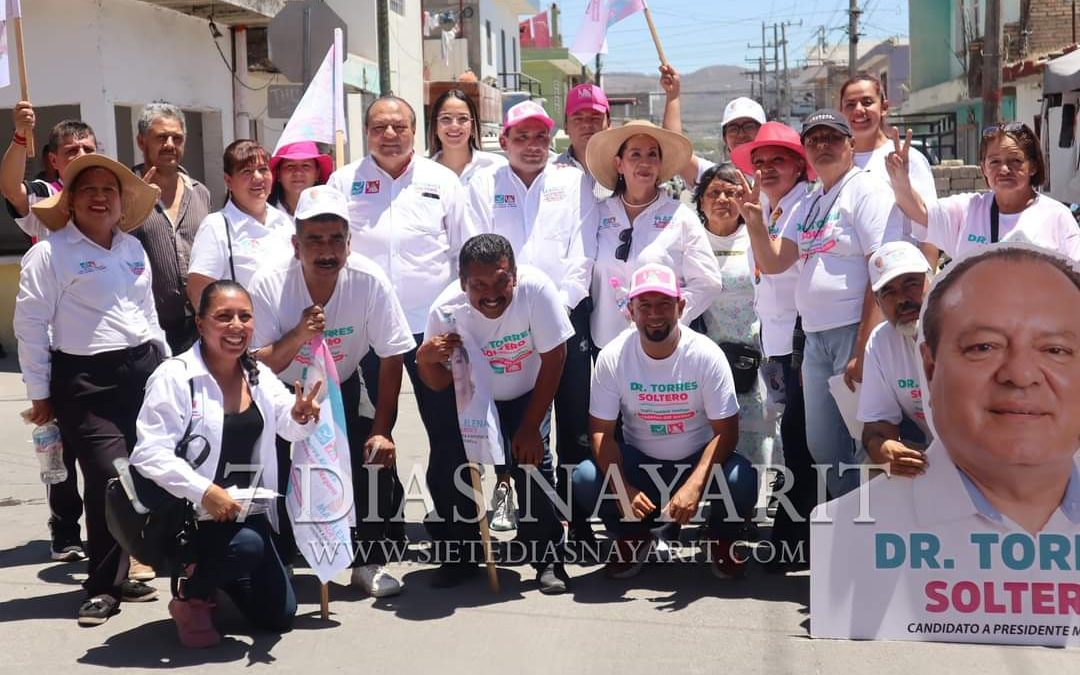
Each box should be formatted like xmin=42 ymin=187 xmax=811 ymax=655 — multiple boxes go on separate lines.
xmin=131 ymin=280 xmax=320 ymax=648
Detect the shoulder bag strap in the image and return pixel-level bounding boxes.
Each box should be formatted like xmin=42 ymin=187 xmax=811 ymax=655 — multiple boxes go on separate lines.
xmin=222 ymin=213 xmax=237 ymax=281
xmin=990 ymin=198 xmax=1000 ymax=243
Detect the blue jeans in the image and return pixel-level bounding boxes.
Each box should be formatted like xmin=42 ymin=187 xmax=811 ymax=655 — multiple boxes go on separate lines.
xmin=571 ymin=443 xmax=758 ymax=539
xmin=802 ymin=323 xmax=861 ymax=498
xmin=182 ymin=514 xmax=296 ymax=632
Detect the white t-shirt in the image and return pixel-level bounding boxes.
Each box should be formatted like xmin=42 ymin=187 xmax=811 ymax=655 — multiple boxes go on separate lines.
xmin=326 ymin=154 xmax=474 ymax=333
xmin=425 ymin=265 xmax=574 ymax=401
xmin=467 ymin=162 xmax=596 ymax=310
xmin=591 ymin=195 xmax=724 ymax=348
xmin=248 ymin=253 xmax=416 ymax=385
xmin=752 ymin=183 xmax=809 ymax=357
xmin=855 ymin=143 xmax=936 ymax=243
xmin=781 ymin=168 xmax=895 ymax=332
xmin=188 ymin=200 xmax=295 ymax=289
xmin=591 ymin=327 xmax=740 ymax=461
xmin=922 ymin=191 xmax=1080 ymax=260
xmin=856 ymin=321 xmax=932 ymax=438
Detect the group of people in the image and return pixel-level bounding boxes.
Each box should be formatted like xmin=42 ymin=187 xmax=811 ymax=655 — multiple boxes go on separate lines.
xmin=7 ymin=61 xmax=1079 ymax=647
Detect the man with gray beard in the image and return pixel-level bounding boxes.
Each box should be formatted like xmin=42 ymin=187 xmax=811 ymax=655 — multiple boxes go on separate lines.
xmin=857 ymin=241 xmax=933 ymax=477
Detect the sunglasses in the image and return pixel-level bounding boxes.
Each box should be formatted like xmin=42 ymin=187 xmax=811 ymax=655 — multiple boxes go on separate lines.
xmin=981 ymin=122 xmax=1030 ymax=137
xmin=615 ymin=227 xmax=633 ymax=262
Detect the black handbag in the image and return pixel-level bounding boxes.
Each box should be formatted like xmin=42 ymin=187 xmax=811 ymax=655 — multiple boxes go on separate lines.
xmin=105 ymin=373 xmax=209 ymax=570
xmin=720 ymin=342 xmax=763 ymax=395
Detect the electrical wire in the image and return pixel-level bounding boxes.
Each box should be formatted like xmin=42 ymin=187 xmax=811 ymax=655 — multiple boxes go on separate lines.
xmin=208 ymin=21 xmax=276 ymax=92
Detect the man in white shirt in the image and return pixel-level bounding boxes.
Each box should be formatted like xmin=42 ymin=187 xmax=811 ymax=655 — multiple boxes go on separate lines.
xmin=468 ymin=100 xmax=598 ymax=541
xmin=248 ymin=186 xmax=415 ymax=598
xmin=858 ymin=242 xmax=933 ymax=477
xmin=574 ymin=263 xmax=757 ymax=581
xmin=811 ymin=245 xmax=1080 ymax=644
xmin=417 ymin=233 xmax=574 ymax=593
xmin=327 ymin=96 xmax=474 ymax=518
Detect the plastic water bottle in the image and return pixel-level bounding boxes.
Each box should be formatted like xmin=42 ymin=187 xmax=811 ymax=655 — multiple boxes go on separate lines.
xmin=33 ymin=423 xmax=67 ymax=485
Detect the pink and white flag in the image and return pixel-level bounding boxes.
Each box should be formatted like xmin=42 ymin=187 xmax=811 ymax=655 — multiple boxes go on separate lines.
xmin=287 ymin=336 xmax=355 ymax=585
xmin=0 ymin=0 xmax=23 ymax=90
xmin=274 ymin=27 xmax=347 ymax=155
xmin=570 ymin=0 xmax=645 ymax=63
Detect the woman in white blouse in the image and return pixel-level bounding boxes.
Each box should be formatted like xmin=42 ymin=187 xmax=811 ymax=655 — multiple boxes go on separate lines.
xmin=14 ymin=154 xmax=166 ymax=626
xmin=427 ymin=89 xmax=506 ymax=185
xmin=585 ymin=120 xmax=724 ymax=349
xmin=131 ymin=280 xmax=319 ymax=648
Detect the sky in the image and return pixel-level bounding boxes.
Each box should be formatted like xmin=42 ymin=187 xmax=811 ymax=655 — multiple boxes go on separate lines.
xmin=547 ymin=0 xmax=910 ymax=74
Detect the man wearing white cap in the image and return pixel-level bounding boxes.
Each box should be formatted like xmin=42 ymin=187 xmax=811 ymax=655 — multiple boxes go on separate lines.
xmin=858 ymin=241 xmax=933 ymax=477
xmin=247 ymin=185 xmax=415 ymax=598
xmin=467 ymin=100 xmax=597 ymax=539
xmin=573 ymin=263 xmax=757 ymax=580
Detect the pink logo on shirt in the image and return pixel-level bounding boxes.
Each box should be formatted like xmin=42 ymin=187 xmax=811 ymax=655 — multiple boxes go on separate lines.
xmin=126 ymin=261 xmax=146 ymax=277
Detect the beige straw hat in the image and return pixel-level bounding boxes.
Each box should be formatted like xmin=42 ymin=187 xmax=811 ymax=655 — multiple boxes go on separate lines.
xmin=31 ymin=154 xmax=160 ymax=232
xmin=584 ymin=120 xmax=693 ymax=191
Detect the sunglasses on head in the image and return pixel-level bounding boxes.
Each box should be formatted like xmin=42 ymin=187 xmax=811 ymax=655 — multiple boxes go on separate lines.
xmin=982 ymin=122 xmax=1029 ymax=138
xmin=615 ymin=227 xmax=633 ymax=262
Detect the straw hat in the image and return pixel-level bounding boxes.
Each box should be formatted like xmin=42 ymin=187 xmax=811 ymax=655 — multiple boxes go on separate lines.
xmin=584 ymin=120 xmax=693 ymax=191
xmin=31 ymin=154 xmax=160 ymax=232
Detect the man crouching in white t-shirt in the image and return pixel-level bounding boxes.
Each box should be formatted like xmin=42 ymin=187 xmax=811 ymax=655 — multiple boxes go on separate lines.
xmin=573 ymin=263 xmax=759 ymax=580
xmin=857 ymin=241 xmax=934 ymax=477
xmin=417 ymin=234 xmax=575 ymax=593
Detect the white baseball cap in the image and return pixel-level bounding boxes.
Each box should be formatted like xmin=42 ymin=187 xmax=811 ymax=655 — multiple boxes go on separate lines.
xmin=628 ymin=263 xmax=680 ymax=299
xmin=295 ymin=185 xmax=349 ymax=222
xmin=721 ymin=97 xmax=766 ymax=128
xmin=503 ymin=100 xmax=555 ymax=133
xmin=869 ymin=241 xmax=932 ymax=292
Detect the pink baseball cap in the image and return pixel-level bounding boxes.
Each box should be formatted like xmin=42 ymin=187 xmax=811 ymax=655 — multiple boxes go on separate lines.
xmin=565 ymin=83 xmax=609 ymax=117
xmin=503 ymin=100 xmax=555 ymax=133
xmin=628 ymin=263 xmax=680 ymax=299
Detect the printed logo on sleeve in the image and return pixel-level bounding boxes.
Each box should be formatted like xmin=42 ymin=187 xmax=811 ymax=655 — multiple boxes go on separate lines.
xmin=352 ymin=180 xmax=381 ymax=195
xmin=77 ymin=260 xmax=106 ymax=275
xmin=494 ymin=194 xmax=518 ymax=209
xmin=125 ymin=261 xmax=146 ymax=277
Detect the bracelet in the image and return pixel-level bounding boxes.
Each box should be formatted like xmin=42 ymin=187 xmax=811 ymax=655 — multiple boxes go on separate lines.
xmin=12 ymin=133 xmax=26 ymax=147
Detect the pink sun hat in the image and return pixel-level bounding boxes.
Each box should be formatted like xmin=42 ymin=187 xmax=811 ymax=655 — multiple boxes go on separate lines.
xmin=269 ymin=141 xmax=333 ymax=184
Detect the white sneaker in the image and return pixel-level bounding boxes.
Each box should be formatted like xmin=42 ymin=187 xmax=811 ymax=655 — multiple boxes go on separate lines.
xmin=350 ymin=564 xmax=402 ymax=597
xmin=489 ymin=482 xmax=517 ymax=532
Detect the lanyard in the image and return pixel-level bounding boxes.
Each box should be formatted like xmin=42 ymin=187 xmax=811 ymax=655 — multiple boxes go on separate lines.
xmin=990 ymin=199 xmax=999 ymax=243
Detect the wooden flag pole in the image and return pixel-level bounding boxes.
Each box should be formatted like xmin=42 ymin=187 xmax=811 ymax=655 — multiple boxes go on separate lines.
xmin=320 ymin=584 xmax=330 ymax=620
xmin=12 ymin=16 xmax=34 ymax=157
xmin=641 ymin=3 xmax=668 ymax=67
xmin=469 ymin=464 xmax=500 ymax=593
xmin=335 ymin=129 xmax=345 ymax=170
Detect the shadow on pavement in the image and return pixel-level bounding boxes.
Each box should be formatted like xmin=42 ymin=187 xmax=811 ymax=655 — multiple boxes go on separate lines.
xmin=366 ymin=566 xmax=527 ymax=621
xmin=0 ymin=539 xmax=52 ymax=569
xmin=77 ymin=618 xmax=285 ymax=668
xmin=0 ymin=587 xmax=84 ymax=622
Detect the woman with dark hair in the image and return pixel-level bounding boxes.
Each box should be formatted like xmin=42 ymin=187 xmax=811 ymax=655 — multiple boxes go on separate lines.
xmin=187 ymin=140 xmax=295 ymax=308
xmin=585 ymin=120 xmax=723 ymax=349
xmin=691 ymin=163 xmax=777 ymax=469
xmin=14 ymin=154 xmax=167 ymax=625
xmin=130 ymin=280 xmax=321 ymax=647
xmin=427 ymin=88 xmax=506 ymax=184
xmin=887 ymin=122 xmax=1080 ymax=263
xmin=268 ymin=141 xmax=332 ymax=219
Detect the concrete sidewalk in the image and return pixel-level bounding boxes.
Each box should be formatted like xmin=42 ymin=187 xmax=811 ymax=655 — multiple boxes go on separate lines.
xmin=0 ymin=360 xmax=1074 ymax=674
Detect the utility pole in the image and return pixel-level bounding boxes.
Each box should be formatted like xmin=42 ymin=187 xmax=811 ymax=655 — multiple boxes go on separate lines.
xmin=848 ymin=0 xmax=860 ymax=76
xmin=761 ymin=22 xmax=768 ymax=112
xmin=982 ymin=0 xmax=1003 ymax=126
xmin=595 ymin=53 xmax=603 ymax=88
xmin=772 ymin=23 xmax=780 ymax=119
xmin=781 ymin=23 xmax=789 ymax=123
xmin=377 ymin=0 xmax=391 ymax=94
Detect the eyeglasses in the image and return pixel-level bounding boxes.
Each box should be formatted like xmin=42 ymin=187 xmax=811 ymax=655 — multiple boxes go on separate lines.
xmin=704 ymin=187 xmax=742 ymax=201
xmin=436 ymin=115 xmax=473 ymax=128
xmin=615 ymin=227 xmax=633 ymax=262
xmin=724 ymin=120 xmax=761 ymax=136
xmin=982 ymin=122 xmax=1029 ymax=137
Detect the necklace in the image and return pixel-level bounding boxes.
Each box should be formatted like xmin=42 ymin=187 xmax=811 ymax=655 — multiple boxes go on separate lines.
xmin=620 ymin=192 xmax=660 ymax=209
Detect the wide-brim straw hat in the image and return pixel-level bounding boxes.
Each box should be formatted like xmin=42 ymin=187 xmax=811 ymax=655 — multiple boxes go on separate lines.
xmin=32 ymin=154 xmax=160 ymax=232
xmin=585 ymin=120 xmax=693 ymax=191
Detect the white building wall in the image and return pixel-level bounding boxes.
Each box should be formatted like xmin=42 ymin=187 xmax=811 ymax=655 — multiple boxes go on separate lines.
xmin=478 ymin=0 xmax=521 ymax=85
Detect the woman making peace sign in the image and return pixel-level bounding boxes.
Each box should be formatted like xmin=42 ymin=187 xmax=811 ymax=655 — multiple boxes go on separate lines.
xmin=130 ymin=280 xmax=322 ymax=648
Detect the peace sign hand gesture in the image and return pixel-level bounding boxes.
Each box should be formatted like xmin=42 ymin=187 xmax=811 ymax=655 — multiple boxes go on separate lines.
xmin=734 ymin=170 xmax=765 ymax=229
xmin=885 ymin=127 xmax=914 ymax=188
xmin=291 ymin=379 xmax=323 ymax=425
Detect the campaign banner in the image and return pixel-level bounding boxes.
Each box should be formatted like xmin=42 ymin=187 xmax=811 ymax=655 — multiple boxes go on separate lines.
xmin=273 ymin=28 xmax=346 ymax=154
xmin=570 ymin=0 xmax=645 ymax=63
xmin=436 ymin=304 xmax=505 ymax=466
xmin=0 ymin=0 xmax=22 ymax=89
xmin=810 ymin=443 xmax=1080 ymax=647
xmin=287 ymin=336 xmax=355 ymax=585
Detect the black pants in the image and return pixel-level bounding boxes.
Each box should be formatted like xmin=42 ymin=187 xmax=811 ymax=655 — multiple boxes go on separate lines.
xmin=553 ymin=300 xmax=592 ymax=529
xmin=46 ymin=438 xmax=82 ymax=541
xmin=768 ymin=353 xmax=815 ymax=555
xmin=50 ymin=342 xmax=163 ymax=598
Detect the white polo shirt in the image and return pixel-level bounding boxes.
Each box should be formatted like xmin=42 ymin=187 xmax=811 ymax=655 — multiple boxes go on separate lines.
xmin=433 ymin=150 xmax=507 ymax=187
xmin=591 ymin=195 xmax=724 ymax=349
xmin=326 ymin=154 xmax=474 ymax=333
xmin=553 ymin=147 xmax=613 ymax=200
xmin=187 ymin=200 xmax=295 ymax=289
xmin=781 ymin=168 xmax=895 ymax=332
xmin=591 ymin=327 xmax=740 ymax=462
xmin=857 ymin=320 xmax=931 ymax=437
xmin=14 ymin=222 xmax=168 ymax=400
xmin=752 ymin=182 xmax=809 ymax=357
xmin=425 ymin=265 xmax=574 ymax=401
xmin=922 ymin=192 xmax=1080 ymax=260
xmin=467 ymin=162 xmax=596 ymax=310
xmin=248 ymin=253 xmax=416 ymax=386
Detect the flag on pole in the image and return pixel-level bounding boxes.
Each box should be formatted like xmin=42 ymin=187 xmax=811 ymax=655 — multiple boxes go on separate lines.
xmin=287 ymin=336 xmax=355 ymax=585
xmin=570 ymin=0 xmax=645 ymax=63
xmin=0 ymin=0 xmax=23 ymax=89
xmin=519 ymin=10 xmax=551 ymax=49
xmin=274 ymin=27 xmax=347 ymax=155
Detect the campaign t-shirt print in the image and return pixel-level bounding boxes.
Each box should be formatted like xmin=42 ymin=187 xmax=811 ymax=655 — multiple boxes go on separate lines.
xmin=631 ymin=379 xmax=699 ymax=436
xmin=482 ymin=329 xmax=533 ymax=374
